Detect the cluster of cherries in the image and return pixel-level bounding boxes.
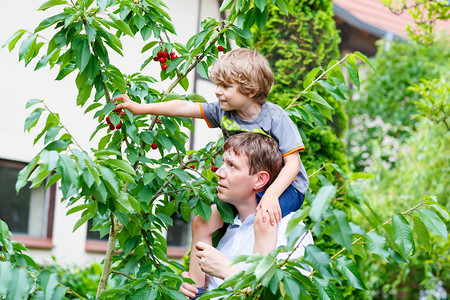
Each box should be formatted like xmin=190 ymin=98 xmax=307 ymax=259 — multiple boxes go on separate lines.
xmin=106 ymin=108 xmax=122 ymax=130
xmin=153 ymin=50 xmax=178 ymax=70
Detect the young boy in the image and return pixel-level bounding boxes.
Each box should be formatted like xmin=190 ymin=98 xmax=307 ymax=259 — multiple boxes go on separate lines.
xmin=113 ymin=48 xmax=309 ymax=290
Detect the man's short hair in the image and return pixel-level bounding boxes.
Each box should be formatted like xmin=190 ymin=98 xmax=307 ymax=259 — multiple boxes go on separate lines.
xmin=209 ymin=48 xmax=274 ymax=105
xmin=223 ymin=132 xmax=282 ymax=188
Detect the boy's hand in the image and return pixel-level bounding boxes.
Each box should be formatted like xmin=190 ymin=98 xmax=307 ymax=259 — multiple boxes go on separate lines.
xmin=256 ymin=195 xmax=282 ymax=225
xmin=113 ymin=94 xmax=138 ymax=116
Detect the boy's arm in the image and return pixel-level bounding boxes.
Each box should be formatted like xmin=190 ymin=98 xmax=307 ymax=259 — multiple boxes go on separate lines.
xmin=113 ymin=94 xmax=202 ymax=118
xmin=257 ymin=152 xmax=300 ymax=225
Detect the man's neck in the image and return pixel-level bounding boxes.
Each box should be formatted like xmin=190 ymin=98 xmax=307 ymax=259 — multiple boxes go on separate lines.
xmin=235 ymin=195 xmax=258 ymax=222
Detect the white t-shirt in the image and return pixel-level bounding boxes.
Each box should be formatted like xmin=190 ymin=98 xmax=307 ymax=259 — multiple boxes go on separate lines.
xmin=208 ymin=212 xmax=314 ymax=290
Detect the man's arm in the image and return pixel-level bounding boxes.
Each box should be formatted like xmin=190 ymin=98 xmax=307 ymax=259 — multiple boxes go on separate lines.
xmin=257 ymin=152 xmax=300 ymax=224
xmin=113 ymin=94 xmax=202 ymax=118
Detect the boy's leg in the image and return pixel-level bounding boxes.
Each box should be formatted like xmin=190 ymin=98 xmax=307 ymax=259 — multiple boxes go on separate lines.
xmin=253 ymin=184 xmax=304 ymax=254
xmin=253 ymin=210 xmax=277 ymax=255
xmin=189 ymin=204 xmax=224 ymax=287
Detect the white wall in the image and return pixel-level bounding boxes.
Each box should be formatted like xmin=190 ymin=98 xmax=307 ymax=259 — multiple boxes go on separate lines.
xmin=0 ymin=0 xmax=220 ymax=266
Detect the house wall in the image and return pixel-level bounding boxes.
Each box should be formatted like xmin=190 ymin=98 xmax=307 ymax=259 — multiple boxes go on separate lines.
xmin=0 ymin=0 xmax=220 ymax=266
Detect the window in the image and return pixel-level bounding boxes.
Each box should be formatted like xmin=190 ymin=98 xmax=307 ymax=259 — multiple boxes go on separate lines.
xmin=166 ymin=211 xmax=191 ymax=258
xmin=0 ymin=159 xmax=55 ymax=248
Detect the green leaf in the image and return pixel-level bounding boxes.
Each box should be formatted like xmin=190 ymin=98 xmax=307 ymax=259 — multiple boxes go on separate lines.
xmin=104 ymin=159 xmax=136 ymax=176
xmin=413 ymin=216 xmax=431 ymax=252
xmin=196 ymin=199 xmax=212 ymax=221
xmin=392 ymin=213 xmax=414 ymax=257
xmin=354 ymin=51 xmax=375 ymax=70
xmin=109 ymin=14 xmax=134 ymax=37
xmin=329 ymin=209 xmax=353 ymax=251
xmin=2 ymin=29 xmax=26 ymax=52
xmin=156 ymin=135 xmax=173 ymax=151
xmin=170 ymin=168 xmax=192 ymax=182
xmin=75 ymin=37 xmax=91 ymax=72
xmin=73 ymin=203 xmax=97 ymax=232
xmin=313 ymin=278 xmax=333 ymax=300
xmin=67 ymin=203 xmax=90 ymax=216
xmin=77 ymin=85 xmax=93 ymax=106
xmin=0 ymin=262 xmax=12 ymax=296
xmin=344 ymin=62 xmax=360 ymax=89
xmin=335 ymin=257 xmax=367 ymax=290
xmin=419 ymin=209 xmax=448 ymax=240
xmin=254 ymin=0 xmax=266 ymax=11
xmin=38 ymin=0 xmax=68 ymax=11
xmin=303 ymin=91 xmax=333 ymax=110
xmin=197 ymin=61 xmax=209 ymax=79
xmin=38 ymin=270 xmax=59 ymax=300
xmin=85 ymin=23 xmax=96 ymax=44
xmin=283 ymin=276 xmax=301 ymax=300
xmin=304 ymin=245 xmax=334 ymax=279
xmin=220 ymin=0 xmax=234 ymax=12
xmin=16 ymin=155 xmax=40 ymax=193
xmin=24 ymin=108 xmax=43 ymax=132
xmin=100 ymin=287 xmax=129 ymax=297
xmin=99 ymin=165 xmax=119 ymax=195
xmin=35 ymin=14 xmax=67 ymax=33
xmin=309 ymin=185 xmax=336 ymax=223
xmin=7 ymin=267 xmax=32 ymax=300
xmin=216 ymin=200 xmax=235 ymax=224
xmin=26 ymin=98 xmax=43 ymax=109
xmin=254 ymin=251 xmax=277 ymax=281
xmin=18 ymin=34 xmax=36 ymax=61
xmin=0 ymin=220 xmax=9 ymax=238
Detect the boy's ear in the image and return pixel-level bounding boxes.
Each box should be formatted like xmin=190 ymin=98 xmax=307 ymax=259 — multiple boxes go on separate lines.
xmin=253 ymin=170 xmax=270 ymax=191
xmin=247 ymin=89 xmax=258 ymax=99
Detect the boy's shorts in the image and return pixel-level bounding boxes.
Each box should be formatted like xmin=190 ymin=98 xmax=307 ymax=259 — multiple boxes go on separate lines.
xmin=256 ymin=183 xmax=304 ymax=218
xmin=189 ymin=287 xmax=206 ymax=300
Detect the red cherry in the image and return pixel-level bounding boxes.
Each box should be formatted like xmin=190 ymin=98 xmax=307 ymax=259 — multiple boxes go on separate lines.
xmin=116 ymin=108 xmax=122 ymax=114
xmin=109 ymin=123 xmax=115 ymax=130
xmin=151 ymin=143 xmax=158 ymax=150
xmin=162 ymin=51 xmax=169 ymax=58
xmin=189 ymin=165 xmax=196 ymax=170
xmin=217 ymin=45 xmax=224 ymax=51
xmin=157 ymin=50 xmax=163 ymax=57
xmin=153 ymin=56 xmax=159 ymax=61
xmin=161 ymin=64 xmax=168 ymax=70
xmin=116 ymin=122 xmax=122 ymax=129
xmin=170 ymin=52 xmax=175 ymax=57
xmin=171 ymin=54 xmax=178 ymax=59
xmin=106 ymin=116 xmax=111 ymax=124
xmin=159 ymin=57 xmax=167 ymax=63
xmin=211 ymin=166 xmax=218 ymax=172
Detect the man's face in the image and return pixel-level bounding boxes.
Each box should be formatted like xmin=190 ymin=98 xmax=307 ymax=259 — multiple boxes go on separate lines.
xmin=215 ymin=149 xmax=256 ymax=205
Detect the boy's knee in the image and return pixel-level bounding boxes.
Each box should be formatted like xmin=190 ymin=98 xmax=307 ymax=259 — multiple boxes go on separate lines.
xmin=192 ymin=215 xmax=208 ymax=234
xmin=254 ymin=211 xmax=275 ymax=236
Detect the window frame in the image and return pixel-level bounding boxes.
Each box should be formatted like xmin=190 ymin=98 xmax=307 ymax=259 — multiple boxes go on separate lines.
xmin=1 ymin=158 xmax=56 ymax=249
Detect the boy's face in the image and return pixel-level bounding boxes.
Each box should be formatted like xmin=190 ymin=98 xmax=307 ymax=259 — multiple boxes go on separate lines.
xmin=215 ymin=149 xmax=257 ymax=205
xmin=215 ymin=83 xmax=254 ymax=112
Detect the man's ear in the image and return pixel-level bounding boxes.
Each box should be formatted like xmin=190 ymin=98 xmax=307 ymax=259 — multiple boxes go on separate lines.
xmin=253 ymin=170 xmax=270 ymax=191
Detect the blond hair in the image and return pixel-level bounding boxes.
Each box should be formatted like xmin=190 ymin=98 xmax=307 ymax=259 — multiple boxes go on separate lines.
xmin=209 ymin=48 xmax=274 ymax=105
xmin=223 ymin=132 xmax=282 ymax=188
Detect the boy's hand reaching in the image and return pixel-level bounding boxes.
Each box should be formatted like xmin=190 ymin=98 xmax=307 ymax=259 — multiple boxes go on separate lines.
xmin=113 ymin=94 xmax=139 ymax=116
xmin=256 ymin=194 xmax=282 ymax=225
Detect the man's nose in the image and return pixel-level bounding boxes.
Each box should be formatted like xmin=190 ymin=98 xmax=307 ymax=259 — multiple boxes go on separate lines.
xmin=215 ymin=165 xmax=225 ymax=178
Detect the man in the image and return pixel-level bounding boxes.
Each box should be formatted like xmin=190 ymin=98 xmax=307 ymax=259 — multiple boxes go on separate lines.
xmin=180 ymin=132 xmax=313 ymax=298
